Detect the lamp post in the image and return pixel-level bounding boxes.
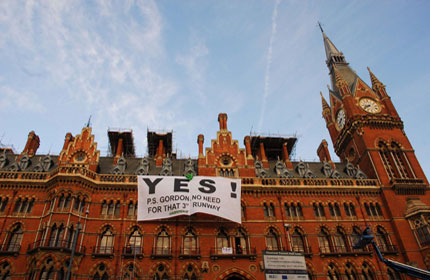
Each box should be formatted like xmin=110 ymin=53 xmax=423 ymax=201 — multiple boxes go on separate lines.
xmin=65 ymin=221 xmax=82 ymax=280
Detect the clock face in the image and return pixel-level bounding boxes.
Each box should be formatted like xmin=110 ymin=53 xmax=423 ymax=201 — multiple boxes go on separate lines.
xmin=74 ymin=152 xmax=87 ymax=163
xmin=359 ymin=98 xmax=381 ymax=113
xmin=336 ymin=109 xmax=346 ymax=130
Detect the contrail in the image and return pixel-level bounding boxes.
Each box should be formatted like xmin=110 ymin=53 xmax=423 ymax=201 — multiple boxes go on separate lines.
xmin=258 ymin=0 xmax=280 ymax=131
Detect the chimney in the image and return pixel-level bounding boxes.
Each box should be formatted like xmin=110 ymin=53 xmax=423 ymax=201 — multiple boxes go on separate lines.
xmin=155 ymin=139 xmax=164 ymax=167
xmin=317 ymin=140 xmax=335 ymax=168
xmin=282 ymin=142 xmax=293 ymax=169
xmin=62 ymin=133 xmax=74 ymax=151
xmin=218 ymin=113 xmax=228 ymax=131
xmin=258 ymin=142 xmax=269 ymax=168
xmin=244 ymin=136 xmax=253 ymax=159
xmin=113 ymin=138 xmax=124 ymax=164
xmin=197 ymin=134 xmax=204 ymax=157
xmin=21 ymin=131 xmax=40 ymax=157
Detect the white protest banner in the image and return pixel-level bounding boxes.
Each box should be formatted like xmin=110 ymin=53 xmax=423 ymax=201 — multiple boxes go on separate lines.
xmin=137 ymin=176 xmax=241 ymax=223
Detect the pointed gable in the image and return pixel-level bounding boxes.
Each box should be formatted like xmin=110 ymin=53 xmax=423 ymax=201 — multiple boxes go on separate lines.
xmin=58 ymin=127 xmax=100 ymax=172
xmin=197 ymin=113 xmax=254 ymax=177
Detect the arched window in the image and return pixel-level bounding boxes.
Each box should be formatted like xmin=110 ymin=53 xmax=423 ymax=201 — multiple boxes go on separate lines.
xmin=413 ymin=217 xmax=430 ymax=246
xmin=99 ymin=227 xmax=114 ymax=254
xmin=57 ymin=194 xmax=65 ymax=209
xmin=291 ymin=228 xmax=305 ymax=253
xmin=123 ymin=264 xmax=137 ymax=280
xmin=263 ymin=203 xmax=275 ymax=217
xmin=107 ymin=201 xmax=115 ymax=215
xmin=313 ymin=202 xmax=325 ymax=218
xmin=361 ymin=262 xmax=375 ymax=280
xmin=183 ymin=228 xmax=197 ymax=255
xmin=48 ymin=224 xmax=58 ymax=247
xmin=234 ymin=228 xmax=248 ymax=255
xmin=39 ymin=258 xmax=55 ymax=280
xmin=101 ymin=200 xmax=108 ymax=215
xmin=241 ymin=203 xmax=246 ymax=220
xmin=345 ymin=262 xmax=358 ymax=280
xmin=375 ymin=226 xmax=391 ymax=252
xmin=48 ymin=224 xmax=64 ymax=247
xmin=65 ymin=225 xmax=75 ymax=249
xmin=387 ymin=268 xmax=402 ymax=280
xmin=6 ymin=224 xmax=23 ymax=252
xmin=350 ymin=227 xmax=362 ymax=251
xmin=93 ymin=263 xmax=108 ymax=280
xmin=318 ymin=228 xmax=331 ymax=253
xmin=182 ymin=264 xmax=197 ymax=280
xmin=333 ymin=227 xmax=348 ymax=253
xmin=375 ymin=203 xmax=383 ymax=216
xmin=0 ymin=261 xmax=11 ymax=280
xmin=155 ymin=228 xmax=171 ymax=255
xmin=57 ymin=259 xmax=69 ymax=280
xmin=379 ymin=142 xmax=396 ymax=179
xmin=216 ymin=228 xmax=229 ymax=254
xmin=349 ymin=203 xmax=356 ymax=217
xmin=64 ymin=194 xmax=71 ymax=209
xmin=127 ymin=201 xmax=137 ymax=216
xmin=265 ymin=228 xmax=280 ymax=251
xmin=127 ymin=227 xmax=142 ymax=254
xmin=153 ymin=264 xmax=169 ymax=280
xmin=391 ymin=142 xmax=412 ymax=178
xmin=0 ymin=197 xmax=8 ymax=213
xmin=327 ymin=263 xmax=341 ymax=280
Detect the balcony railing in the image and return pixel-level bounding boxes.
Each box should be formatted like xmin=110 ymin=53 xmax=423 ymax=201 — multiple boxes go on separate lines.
xmin=27 ymin=240 xmax=85 ymax=255
xmin=379 ymin=244 xmax=398 ymax=255
xmin=92 ymin=246 xmax=114 ymax=257
xmin=122 ymin=246 xmax=143 ymax=259
xmin=151 ymin=247 xmax=172 ymax=259
xmin=242 ymin=177 xmax=379 ymax=188
xmin=0 ymin=243 xmax=21 ymax=256
xmin=179 ymin=248 xmax=200 ymax=259
xmin=319 ymin=245 xmax=372 ymax=256
xmin=291 ymin=245 xmax=312 ymax=256
xmin=210 ymin=247 xmax=257 ymax=260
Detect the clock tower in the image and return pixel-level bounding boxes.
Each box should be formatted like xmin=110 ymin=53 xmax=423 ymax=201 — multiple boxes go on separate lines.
xmin=320 ymin=26 xmax=430 ymax=266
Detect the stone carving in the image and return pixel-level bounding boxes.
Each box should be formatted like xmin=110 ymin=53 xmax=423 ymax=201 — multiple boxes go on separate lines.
xmin=296 ymin=161 xmax=314 ymax=178
xmin=34 ymin=155 xmax=53 ymax=172
xmin=322 ymin=161 xmax=332 ymax=178
xmin=112 ymin=155 xmax=127 ymax=175
xmin=18 ymin=154 xmax=31 ymax=171
xmin=0 ymin=152 xmax=8 ymax=169
xmin=345 ymin=161 xmax=355 ymax=177
xmin=160 ymin=157 xmax=173 ymax=176
xmin=135 ymin=157 xmax=150 ymax=175
xmin=354 ymin=166 xmax=367 ymax=179
xmin=321 ymin=161 xmax=342 ymax=179
xmin=330 ymin=170 xmax=342 ymax=179
xmin=183 ymin=158 xmax=196 ymax=176
xmin=255 ymin=160 xmax=268 ymax=178
xmin=275 ymin=159 xmax=292 ymax=178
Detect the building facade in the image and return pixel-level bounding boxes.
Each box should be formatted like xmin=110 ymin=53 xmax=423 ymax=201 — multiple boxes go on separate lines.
xmin=0 ymin=29 xmax=428 ymax=280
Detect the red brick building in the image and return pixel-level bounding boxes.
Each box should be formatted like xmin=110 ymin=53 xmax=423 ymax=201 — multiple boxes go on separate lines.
xmin=0 ymin=29 xmax=428 ymax=280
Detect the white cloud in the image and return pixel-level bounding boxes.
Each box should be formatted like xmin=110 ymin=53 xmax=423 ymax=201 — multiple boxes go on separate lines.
xmin=258 ymin=0 xmax=281 ymax=131
xmin=175 ymin=36 xmax=209 ymax=99
xmin=0 ymin=85 xmax=45 ymax=113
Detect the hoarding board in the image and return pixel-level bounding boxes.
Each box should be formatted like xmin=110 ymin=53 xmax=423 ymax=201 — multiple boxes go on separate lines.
xmin=263 ymin=251 xmax=308 ymax=280
xmin=137 ymin=176 xmax=241 ymax=223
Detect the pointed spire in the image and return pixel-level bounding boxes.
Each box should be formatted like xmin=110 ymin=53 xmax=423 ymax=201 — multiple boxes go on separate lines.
xmin=319 ymin=22 xmax=346 ymax=65
xmin=333 ymin=65 xmax=349 ymax=89
xmin=320 ymin=92 xmax=330 ymax=112
xmin=367 ymin=67 xmax=385 ymax=91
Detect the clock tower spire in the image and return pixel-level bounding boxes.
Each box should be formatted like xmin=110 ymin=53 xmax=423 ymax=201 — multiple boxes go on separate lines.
xmin=320 ymin=26 xmax=429 ymax=268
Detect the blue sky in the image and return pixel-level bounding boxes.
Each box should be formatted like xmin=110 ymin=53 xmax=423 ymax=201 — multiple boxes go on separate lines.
xmin=0 ymin=1 xmax=429 ymax=177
